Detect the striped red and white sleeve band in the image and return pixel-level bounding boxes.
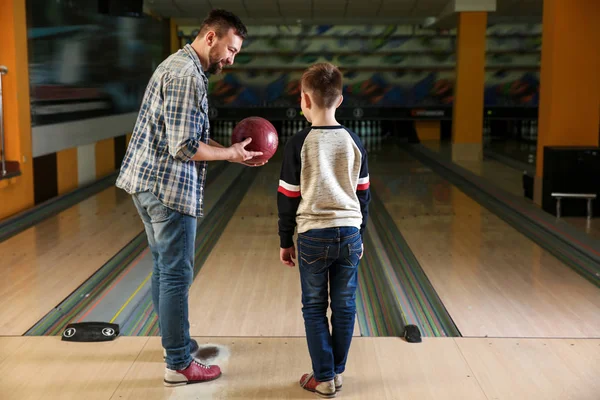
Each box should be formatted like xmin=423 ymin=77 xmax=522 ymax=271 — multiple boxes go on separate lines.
xmin=278 ymin=180 xmax=301 ymax=197
xmin=357 ymin=175 xmax=370 ymax=191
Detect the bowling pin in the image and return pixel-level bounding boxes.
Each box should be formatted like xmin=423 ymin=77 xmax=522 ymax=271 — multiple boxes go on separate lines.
xmin=521 ymin=120 xmax=529 ymax=141
xmin=281 ymin=122 xmax=286 ymax=144
xmin=512 ymin=121 xmax=518 ymax=138
xmin=483 ymin=120 xmax=491 ymax=145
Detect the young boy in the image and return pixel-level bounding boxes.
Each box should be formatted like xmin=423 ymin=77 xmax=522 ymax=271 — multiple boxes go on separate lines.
xmin=277 ymin=62 xmax=371 ymax=398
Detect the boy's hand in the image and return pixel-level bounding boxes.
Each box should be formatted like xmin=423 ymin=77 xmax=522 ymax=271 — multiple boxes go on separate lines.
xmin=280 ymin=246 xmax=296 ymax=267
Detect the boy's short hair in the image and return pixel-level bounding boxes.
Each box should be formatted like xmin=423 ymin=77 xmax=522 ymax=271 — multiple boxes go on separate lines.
xmin=301 ymin=62 xmax=343 ymax=109
xmin=198 ymin=9 xmax=247 ymax=39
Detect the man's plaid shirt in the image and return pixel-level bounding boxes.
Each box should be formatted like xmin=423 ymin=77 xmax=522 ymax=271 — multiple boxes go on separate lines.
xmin=116 ymin=44 xmax=211 ymax=217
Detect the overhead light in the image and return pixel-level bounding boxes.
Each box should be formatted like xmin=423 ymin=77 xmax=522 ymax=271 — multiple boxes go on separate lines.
xmin=423 ymin=17 xmax=437 ymax=28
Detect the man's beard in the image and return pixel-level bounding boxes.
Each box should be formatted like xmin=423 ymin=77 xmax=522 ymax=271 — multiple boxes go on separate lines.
xmin=207 ymin=48 xmax=222 ymax=74
xmin=207 ymin=61 xmax=222 ymax=74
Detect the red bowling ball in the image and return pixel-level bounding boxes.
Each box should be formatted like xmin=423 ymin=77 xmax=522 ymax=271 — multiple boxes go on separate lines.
xmin=231 ymin=117 xmax=279 ymax=165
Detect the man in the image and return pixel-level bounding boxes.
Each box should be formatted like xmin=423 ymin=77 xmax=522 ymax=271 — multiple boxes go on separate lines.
xmin=116 ymin=9 xmax=262 ymax=386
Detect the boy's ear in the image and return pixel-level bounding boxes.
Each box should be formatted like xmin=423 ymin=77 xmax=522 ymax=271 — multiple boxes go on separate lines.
xmin=335 ymin=95 xmax=343 ymax=109
xmin=303 ymin=91 xmax=312 ymax=109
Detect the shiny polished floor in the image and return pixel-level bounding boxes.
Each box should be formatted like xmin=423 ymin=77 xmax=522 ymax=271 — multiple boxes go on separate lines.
xmin=1 ymin=137 xmax=599 ymax=399
xmin=0 ymin=187 xmax=143 ymax=335
xmin=371 ymin=144 xmax=600 ymax=338
xmin=422 ymin=139 xmax=600 ymax=240
xmin=1 ymin=336 xmax=598 ymax=400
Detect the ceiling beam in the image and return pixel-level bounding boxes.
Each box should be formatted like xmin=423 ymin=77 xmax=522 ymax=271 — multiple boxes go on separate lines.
xmin=423 ymin=0 xmax=497 ymax=29
xmin=175 ymin=16 xmax=430 ymax=27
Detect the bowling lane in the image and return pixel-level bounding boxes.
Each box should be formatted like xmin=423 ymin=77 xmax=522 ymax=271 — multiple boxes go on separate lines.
xmin=187 ymin=156 xmax=360 ymax=337
xmin=370 ymin=144 xmax=600 ymax=338
xmin=563 ymin=218 xmax=600 ymax=240
xmin=421 ymin=140 xmax=526 ymax=198
xmin=422 ymin=140 xmax=600 ymax=241
xmin=0 ymin=186 xmax=143 ymax=335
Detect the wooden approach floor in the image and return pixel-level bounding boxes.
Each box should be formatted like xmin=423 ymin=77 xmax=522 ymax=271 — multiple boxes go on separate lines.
xmin=0 ymin=336 xmax=598 ymax=399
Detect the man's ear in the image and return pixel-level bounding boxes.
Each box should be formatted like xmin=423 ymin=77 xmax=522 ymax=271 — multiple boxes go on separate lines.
xmin=205 ymin=30 xmax=216 ymax=46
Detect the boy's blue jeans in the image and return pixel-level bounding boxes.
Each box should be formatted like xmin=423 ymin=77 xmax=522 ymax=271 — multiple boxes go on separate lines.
xmin=132 ymin=191 xmax=196 ymax=371
xmin=297 ymin=226 xmax=363 ymax=382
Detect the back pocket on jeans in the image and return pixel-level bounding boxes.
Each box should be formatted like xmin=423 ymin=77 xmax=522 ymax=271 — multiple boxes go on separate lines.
xmin=343 ymin=238 xmax=363 ymax=266
xmin=299 ymin=242 xmax=329 ymax=273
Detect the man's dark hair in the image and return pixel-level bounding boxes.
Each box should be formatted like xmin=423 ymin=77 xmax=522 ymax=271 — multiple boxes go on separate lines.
xmin=198 ymin=9 xmax=247 ymax=39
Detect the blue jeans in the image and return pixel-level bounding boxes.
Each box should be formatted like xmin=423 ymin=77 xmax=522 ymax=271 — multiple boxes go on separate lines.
xmin=132 ymin=191 xmax=196 ymax=370
xmin=297 ymin=226 xmax=362 ymax=382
